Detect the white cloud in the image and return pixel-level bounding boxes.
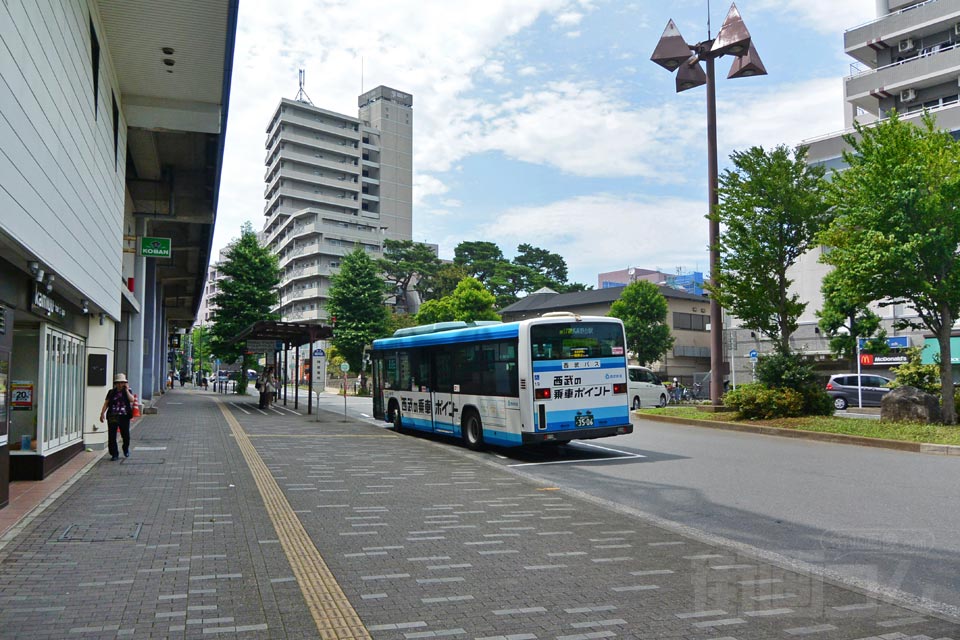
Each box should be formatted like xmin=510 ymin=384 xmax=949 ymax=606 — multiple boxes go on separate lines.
xmin=565 ymin=30 xmax=582 ymax=38
xmin=555 ymin=11 xmax=584 ymax=27
xmin=518 ymin=65 xmax=539 ymax=76
xmin=472 ymin=194 xmax=710 ymax=285
xmin=413 ymin=174 xmax=449 ymax=208
xmin=751 ymin=0 xmax=875 ymax=34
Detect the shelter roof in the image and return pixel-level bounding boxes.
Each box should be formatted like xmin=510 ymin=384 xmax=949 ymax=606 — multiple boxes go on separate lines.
xmin=231 ymin=321 xmax=333 ymax=347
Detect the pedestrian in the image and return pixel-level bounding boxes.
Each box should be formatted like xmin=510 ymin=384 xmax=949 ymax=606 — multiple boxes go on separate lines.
xmin=256 ymin=368 xmax=271 ymax=409
xmin=99 ymin=373 xmax=135 ymax=461
xmin=264 ymin=366 xmax=277 ymax=408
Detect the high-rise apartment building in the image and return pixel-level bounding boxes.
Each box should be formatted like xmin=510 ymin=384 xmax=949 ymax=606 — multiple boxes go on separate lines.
xmin=262 ymin=86 xmax=413 ymax=324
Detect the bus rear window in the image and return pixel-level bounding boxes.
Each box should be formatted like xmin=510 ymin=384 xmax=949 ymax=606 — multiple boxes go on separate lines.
xmin=530 ymin=322 xmax=625 ymax=361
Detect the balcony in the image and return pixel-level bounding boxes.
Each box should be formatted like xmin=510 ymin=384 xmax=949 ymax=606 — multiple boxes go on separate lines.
xmin=265 ymin=150 xmax=360 ymax=181
xmin=845 ymin=0 xmax=960 ymax=66
xmin=269 ymin=112 xmax=361 ymax=142
xmin=270 ymin=130 xmax=361 ymax=158
xmin=265 ymin=167 xmax=360 ymax=198
xmin=845 ymin=43 xmax=960 ymax=114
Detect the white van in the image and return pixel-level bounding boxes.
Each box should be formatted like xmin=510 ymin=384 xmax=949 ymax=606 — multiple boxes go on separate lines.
xmin=627 ymin=365 xmax=670 ymax=409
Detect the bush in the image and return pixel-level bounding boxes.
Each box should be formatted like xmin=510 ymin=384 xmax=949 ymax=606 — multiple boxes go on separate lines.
xmin=724 ymin=383 xmax=805 ymax=419
xmin=754 ymin=352 xmax=833 ymax=416
xmin=889 ymin=347 xmax=940 ymax=395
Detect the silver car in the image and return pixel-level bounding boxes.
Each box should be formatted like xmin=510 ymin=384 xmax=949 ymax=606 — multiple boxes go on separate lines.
xmin=825 ymin=374 xmax=893 ymax=410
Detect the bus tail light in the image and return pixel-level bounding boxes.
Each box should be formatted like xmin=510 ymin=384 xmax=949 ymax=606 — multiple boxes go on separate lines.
xmin=613 ymin=383 xmax=627 ymax=394
xmin=535 ymin=388 xmax=551 ymax=400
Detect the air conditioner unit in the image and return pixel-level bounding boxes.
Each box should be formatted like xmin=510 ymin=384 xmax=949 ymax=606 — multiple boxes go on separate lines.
xmin=899 ymin=38 xmax=915 ymax=52
xmin=901 ymin=88 xmax=917 ymax=102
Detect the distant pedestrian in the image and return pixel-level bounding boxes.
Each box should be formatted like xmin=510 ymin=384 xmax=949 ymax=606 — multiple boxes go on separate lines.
xmin=99 ymin=373 xmax=135 ymax=461
xmin=257 ymin=367 xmax=276 ymax=410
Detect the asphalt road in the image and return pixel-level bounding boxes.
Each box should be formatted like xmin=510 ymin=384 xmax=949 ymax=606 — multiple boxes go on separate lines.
xmin=296 ymin=391 xmax=960 ymax=616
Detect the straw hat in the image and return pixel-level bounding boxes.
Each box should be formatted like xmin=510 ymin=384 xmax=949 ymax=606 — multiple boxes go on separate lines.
xmin=113 ymin=373 xmax=128 ymax=383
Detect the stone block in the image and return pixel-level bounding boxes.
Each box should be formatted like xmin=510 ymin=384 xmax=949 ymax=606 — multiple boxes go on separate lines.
xmin=880 ymin=385 xmax=941 ymax=423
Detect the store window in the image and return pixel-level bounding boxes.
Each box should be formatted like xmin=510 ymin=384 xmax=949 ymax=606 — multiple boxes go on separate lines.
xmin=39 ymin=325 xmax=84 ymax=452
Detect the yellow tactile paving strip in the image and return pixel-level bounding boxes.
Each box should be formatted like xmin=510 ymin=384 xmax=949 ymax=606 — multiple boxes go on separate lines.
xmin=214 ymin=399 xmax=372 ymax=640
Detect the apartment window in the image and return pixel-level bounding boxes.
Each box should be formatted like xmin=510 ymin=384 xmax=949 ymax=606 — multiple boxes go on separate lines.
xmin=90 ymin=19 xmax=100 ymax=118
xmin=111 ymin=92 xmax=119 ymax=170
xmin=673 ymin=312 xmax=709 ymax=331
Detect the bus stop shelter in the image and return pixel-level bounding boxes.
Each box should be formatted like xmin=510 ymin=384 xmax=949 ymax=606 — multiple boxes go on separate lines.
xmin=231 ymin=321 xmax=333 ymax=414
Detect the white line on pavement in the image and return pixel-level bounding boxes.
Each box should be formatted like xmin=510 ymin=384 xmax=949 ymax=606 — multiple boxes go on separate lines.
xmin=230 ymin=403 xmax=251 ymax=415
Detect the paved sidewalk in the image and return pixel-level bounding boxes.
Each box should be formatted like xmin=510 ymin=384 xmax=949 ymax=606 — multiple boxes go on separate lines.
xmin=0 ymin=389 xmax=957 ymax=639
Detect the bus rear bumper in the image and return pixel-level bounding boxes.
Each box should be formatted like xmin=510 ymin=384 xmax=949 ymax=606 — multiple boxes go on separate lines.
xmin=522 ymin=424 xmax=633 ymax=445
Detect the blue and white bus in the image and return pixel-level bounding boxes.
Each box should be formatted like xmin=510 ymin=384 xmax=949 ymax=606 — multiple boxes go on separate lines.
xmin=371 ymin=313 xmax=633 ymax=448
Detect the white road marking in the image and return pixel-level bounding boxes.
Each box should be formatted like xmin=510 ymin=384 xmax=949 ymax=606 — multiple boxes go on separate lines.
xmin=508 ymin=441 xmax=644 ymax=467
xmin=274 ymin=406 xmax=301 ymax=415
xmin=360 ymin=413 xmax=371 ymax=418
xmin=230 ymin=403 xmax=251 ymax=415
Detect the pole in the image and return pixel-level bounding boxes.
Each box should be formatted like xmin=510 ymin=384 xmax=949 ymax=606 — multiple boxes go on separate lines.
xmin=283 ymin=343 xmax=288 ymax=406
xmin=705 ymin=53 xmax=723 ymax=405
xmin=856 ymin=336 xmax=863 ymax=409
xmin=343 ymin=370 xmax=348 ymax=419
xmin=307 ymin=339 xmax=314 ymax=416
xmin=294 ymin=346 xmax=299 ymax=411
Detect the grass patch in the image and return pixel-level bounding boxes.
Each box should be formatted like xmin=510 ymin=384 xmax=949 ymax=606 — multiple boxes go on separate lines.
xmin=638 ymin=407 xmax=960 ymax=445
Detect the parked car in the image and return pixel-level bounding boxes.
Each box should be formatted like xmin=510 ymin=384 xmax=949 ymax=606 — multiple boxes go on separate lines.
xmin=627 ymin=365 xmax=670 ymax=409
xmin=825 ymin=374 xmax=893 ymax=410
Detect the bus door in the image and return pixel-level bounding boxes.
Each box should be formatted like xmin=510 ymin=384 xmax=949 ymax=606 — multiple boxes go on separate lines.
xmin=431 ymin=348 xmax=457 ymax=435
xmin=372 ymin=354 xmax=384 ymax=420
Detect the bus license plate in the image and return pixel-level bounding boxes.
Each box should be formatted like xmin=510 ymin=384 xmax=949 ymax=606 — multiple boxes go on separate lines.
xmin=574 ymin=415 xmax=594 ymax=427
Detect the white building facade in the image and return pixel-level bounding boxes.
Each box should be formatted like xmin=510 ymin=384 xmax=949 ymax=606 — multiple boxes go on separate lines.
xmin=0 ymin=0 xmax=236 ymax=503
xmin=262 ymin=87 xmax=414 ymax=324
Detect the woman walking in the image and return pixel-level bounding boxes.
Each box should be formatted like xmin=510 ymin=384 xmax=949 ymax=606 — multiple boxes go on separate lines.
xmin=99 ymin=373 xmax=136 ymax=461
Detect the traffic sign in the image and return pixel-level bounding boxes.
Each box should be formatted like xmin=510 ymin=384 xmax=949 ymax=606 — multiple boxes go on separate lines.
xmin=748 ymin=349 xmax=758 ymax=362
xmin=313 ymin=348 xmax=325 ymax=358
xmin=339 ymin=362 xmax=350 ymax=372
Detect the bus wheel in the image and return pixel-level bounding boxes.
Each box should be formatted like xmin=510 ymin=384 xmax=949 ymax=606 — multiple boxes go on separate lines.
xmin=462 ymin=411 xmax=484 ymax=451
xmin=390 ymin=403 xmax=404 ymax=432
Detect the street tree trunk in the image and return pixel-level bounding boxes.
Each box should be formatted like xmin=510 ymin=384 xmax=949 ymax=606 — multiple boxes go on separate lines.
xmin=939 ymin=305 xmax=956 ymax=424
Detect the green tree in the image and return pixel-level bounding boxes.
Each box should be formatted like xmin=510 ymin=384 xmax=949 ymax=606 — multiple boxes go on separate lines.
xmin=209 ymin=223 xmax=280 ymax=393
xmin=377 ymin=239 xmax=440 ymax=310
xmin=888 ymin=347 xmax=940 ymax=395
xmin=607 ymin=280 xmax=674 ymax=367
xmin=453 ymin=241 xmax=504 ymax=283
xmin=191 ymin=325 xmax=213 ymax=381
xmin=821 ymin=113 xmax=960 ymax=423
xmin=817 ymin=269 xmax=887 ymax=371
xmin=513 ymin=243 xmax=569 ymax=289
xmin=327 ymin=247 xmax=390 ymax=373
xmin=418 ymin=263 xmax=469 ymax=302
xmin=486 ymin=262 xmax=536 ymax=310
xmin=709 ymin=144 xmax=831 ymax=355
xmin=415 ymin=277 xmax=500 ymax=324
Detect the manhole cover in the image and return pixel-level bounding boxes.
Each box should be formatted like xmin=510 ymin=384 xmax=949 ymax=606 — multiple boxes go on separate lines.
xmin=56 ymin=523 xmax=142 ymax=542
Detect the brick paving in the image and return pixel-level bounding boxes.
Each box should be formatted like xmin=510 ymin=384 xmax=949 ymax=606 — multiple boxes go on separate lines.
xmin=0 ymin=389 xmax=957 ymax=639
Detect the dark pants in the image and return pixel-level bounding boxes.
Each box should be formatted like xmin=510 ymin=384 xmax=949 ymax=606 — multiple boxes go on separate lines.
xmin=108 ymin=415 xmax=131 ymax=457
xmin=259 ymin=390 xmax=269 ymax=409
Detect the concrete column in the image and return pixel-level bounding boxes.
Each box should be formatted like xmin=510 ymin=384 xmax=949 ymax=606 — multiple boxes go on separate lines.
xmin=127 ymin=218 xmax=147 ymax=398
xmin=142 ymin=259 xmax=156 ymax=400
xmin=83 ymin=315 xmax=115 ymax=450
xmin=876 ymin=0 xmax=889 ymax=17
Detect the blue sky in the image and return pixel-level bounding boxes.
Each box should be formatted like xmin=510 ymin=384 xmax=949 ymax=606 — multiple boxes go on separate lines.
xmin=215 ymin=0 xmax=876 ymax=287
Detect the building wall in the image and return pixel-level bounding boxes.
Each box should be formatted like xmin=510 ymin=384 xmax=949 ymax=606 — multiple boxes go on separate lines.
xmin=0 ymin=0 xmax=127 ymax=318
xmin=263 ymin=88 xmax=414 ymax=324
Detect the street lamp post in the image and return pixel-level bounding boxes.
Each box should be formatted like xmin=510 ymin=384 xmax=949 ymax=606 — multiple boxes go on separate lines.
xmin=651 ymin=3 xmax=766 ymax=405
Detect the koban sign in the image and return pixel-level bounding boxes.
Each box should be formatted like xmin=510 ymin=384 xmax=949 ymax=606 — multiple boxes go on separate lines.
xmin=139 ymin=237 xmax=172 ymax=258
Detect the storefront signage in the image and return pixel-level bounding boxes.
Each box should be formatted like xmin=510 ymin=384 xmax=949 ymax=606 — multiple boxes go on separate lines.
xmin=859 ymin=353 xmax=909 ymax=366
xmin=11 ymin=381 xmax=33 ymax=410
xmin=31 ymin=285 xmax=65 ymax=321
xmin=138 ymin=236 xmax=172 ymax=258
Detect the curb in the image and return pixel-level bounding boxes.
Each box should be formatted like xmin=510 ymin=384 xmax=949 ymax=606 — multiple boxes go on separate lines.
xmin=639 ymin=413 xmax=960 ymax=456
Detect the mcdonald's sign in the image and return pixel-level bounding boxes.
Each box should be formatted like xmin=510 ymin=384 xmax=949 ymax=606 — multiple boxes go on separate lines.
xmin=860 ymin=353 xmax=874 ymax=366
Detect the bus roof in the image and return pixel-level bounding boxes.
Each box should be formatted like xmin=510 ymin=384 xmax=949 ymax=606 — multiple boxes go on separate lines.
xmin=371 ymin=315 xmax=622 ymax=350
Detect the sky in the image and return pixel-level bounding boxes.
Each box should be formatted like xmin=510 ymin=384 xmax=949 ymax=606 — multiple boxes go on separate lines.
xmin=214 ymin=0 xmax=877 ymax=288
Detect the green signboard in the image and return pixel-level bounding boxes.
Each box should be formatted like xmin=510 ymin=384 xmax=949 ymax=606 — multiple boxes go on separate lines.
xmin=139 ymin=236 xmax=172 ymax=258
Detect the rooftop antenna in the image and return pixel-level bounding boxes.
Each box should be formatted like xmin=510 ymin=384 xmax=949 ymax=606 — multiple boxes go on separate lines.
xmin=295 ymin=68 xmax=313 ymax=105
xmin=361 ymin=56 xmax=364 ymax=94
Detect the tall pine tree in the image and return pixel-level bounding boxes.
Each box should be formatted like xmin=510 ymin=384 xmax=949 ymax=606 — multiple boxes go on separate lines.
xmin=209 ymin=222 xmax=281 ymax=393
xmin=327 ymin=247 xmax=390 ymax=374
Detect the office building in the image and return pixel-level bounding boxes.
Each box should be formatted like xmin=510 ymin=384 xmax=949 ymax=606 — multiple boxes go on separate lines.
xmin=262 ymin=86 xmax=413 ymax=324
